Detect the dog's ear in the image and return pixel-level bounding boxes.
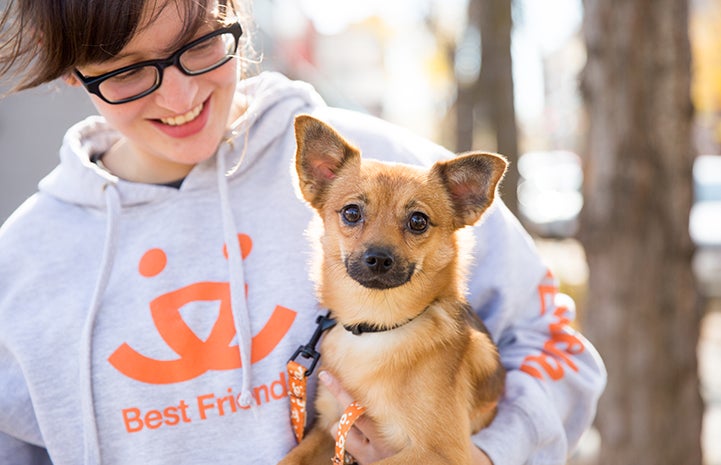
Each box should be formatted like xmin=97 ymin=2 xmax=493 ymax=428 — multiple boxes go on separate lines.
xmin=294 ymin=115 xmax=361 ymax=209
xmin=431 ymin=152 xmax=508 ymax=228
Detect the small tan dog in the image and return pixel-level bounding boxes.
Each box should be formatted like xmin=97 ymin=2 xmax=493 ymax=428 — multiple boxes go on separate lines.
xmin=282 ymin=115 xmax=507 ymax=465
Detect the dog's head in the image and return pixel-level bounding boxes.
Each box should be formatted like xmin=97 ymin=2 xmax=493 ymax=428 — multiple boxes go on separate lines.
xmin=294 ymin=115 xmax=507 ymax=318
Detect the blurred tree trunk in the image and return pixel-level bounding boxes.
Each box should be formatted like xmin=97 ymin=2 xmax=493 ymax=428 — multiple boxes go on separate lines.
xmin=580 ymin=0 xmax=703 ymax=464
xmin=456 ymin=0 xmax=519 ymax=215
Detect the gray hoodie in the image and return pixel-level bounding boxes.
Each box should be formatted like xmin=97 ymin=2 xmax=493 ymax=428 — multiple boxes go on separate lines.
xmin=0 ymin=72 xmax=605 ymax=465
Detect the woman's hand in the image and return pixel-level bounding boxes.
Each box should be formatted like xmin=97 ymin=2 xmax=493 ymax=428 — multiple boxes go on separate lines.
xmin=318 ymin=371 xmax=397 ymax=464
xmin=471 ymin=445 xmax=494 ymax=465
xmin=318 ymin=371 xmax=494 ymax=465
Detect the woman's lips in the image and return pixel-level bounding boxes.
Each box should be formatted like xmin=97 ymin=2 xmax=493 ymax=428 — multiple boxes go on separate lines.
xmin=152 ymin=98 xmax=211 ymax=138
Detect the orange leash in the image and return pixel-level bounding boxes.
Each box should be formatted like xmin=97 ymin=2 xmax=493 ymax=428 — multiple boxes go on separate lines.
xmin=287 ymin=313 xmax=336 ymax=443
xmin=287 ymin=360 xmax=310 ymax=443
xmin=333 ymin=401 xmax=367 ymax=464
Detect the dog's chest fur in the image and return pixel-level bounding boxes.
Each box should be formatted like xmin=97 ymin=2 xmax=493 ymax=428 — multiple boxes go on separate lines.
xmin=317 ymin=305 xmax=474 ymax=431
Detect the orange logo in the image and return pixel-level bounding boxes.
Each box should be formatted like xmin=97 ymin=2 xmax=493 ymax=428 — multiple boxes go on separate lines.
xmin=109 ymin=234 xmax=297 ymax=384
xmin=520 ymin=270 xmax=585 ymax=381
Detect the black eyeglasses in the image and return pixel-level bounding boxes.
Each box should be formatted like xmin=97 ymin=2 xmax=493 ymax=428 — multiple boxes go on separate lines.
xmin=74 ymin=22 xmax=242 ymax=105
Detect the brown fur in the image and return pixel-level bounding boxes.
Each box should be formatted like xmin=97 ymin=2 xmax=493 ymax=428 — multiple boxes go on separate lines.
xmin=281 ymin=115 xmax=507 ymax=465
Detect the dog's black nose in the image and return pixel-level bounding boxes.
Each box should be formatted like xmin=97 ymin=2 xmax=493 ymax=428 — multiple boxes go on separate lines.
xmin=363 ymin=248 xmax=394 ymax=274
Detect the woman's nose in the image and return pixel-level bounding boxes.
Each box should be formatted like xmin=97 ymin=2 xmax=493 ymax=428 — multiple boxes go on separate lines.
xmin=154 ymin=66 xmax=199 ymax=113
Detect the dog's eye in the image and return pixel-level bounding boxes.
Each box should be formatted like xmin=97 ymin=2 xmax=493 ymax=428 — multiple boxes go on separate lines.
xmin=341 ymin=204 xmax=363 ymax=225
xmin=408 ymin=212 xmax=429 ymax=233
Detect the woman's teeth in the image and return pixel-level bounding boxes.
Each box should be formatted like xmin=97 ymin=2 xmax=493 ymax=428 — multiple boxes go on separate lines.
xmin=160 ymin=102 xmax=203 ymax=126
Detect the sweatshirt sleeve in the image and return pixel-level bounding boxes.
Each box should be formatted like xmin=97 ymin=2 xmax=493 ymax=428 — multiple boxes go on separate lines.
xmin=467 ymin=202 xmax=607 ymax=465
xmin=0 ymin=324 xmax=52 ymax=465
xmin=0 ymin=432 xmax=52 ymax=465
xmin=314 ymin=107 xmax=606 ymax=463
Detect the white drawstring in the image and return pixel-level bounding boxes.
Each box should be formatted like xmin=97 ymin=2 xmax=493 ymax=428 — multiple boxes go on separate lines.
xmin=80 ymin=183 xmax=121 ymax=464
xmin=216 ymin=145 xmax=255 ymax=409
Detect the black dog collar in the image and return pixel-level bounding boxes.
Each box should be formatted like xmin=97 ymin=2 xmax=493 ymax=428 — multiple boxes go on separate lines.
xmin=342 ymin=306 xmax=429 ymax=336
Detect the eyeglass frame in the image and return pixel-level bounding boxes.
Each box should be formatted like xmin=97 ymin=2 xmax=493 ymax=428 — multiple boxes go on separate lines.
xmin=73 ymin=21 xmax=243 ymax=105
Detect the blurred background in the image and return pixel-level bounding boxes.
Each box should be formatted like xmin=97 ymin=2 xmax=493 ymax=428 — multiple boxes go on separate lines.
xmin=1 ymin=0 xmax=720 ymax=463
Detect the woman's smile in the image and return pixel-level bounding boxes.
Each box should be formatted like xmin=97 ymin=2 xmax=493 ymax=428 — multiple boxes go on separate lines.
xmin=151 ymin=97 xmax=212 ymax=138
xmin=159 ymin=101 xmax=205 ymax=126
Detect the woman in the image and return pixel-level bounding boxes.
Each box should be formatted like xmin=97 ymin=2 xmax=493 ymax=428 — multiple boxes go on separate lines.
xmin=0 ymin=1 xmax=605 ymax=464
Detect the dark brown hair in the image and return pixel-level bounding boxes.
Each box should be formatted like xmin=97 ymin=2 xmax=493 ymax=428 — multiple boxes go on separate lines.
xmin=0 ymin=0 xmax=251 ymax=93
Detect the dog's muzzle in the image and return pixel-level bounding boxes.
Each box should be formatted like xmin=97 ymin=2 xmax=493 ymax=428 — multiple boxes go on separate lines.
xmin=345 ymin=246 xmax=415 ymax=289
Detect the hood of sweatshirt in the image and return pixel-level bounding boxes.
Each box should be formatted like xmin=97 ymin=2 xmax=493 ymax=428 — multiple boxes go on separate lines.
xmin=38 ymin=72 xmax=325 ymax=210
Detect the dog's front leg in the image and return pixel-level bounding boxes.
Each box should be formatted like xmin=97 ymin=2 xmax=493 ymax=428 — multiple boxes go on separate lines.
xmin=277 ymin=426 xmax=335 ymax=465
xmin=371 ymin=444 xmax=473 ymax=465
xmin=369 ymin=411 xmax=474 ymax=465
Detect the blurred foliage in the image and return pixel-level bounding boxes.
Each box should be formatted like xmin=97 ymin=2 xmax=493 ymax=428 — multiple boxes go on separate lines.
xmin=691 ymin=0 xmax=721 ymax=150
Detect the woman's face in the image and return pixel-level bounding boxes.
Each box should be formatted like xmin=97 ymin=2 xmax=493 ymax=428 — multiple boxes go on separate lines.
xmin=73 ymin=3 xmax=240 ymax=183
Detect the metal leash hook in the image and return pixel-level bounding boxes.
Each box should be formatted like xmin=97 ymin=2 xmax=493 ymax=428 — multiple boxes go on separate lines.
xmin=288 ymin=312 xmax=337 ymax=376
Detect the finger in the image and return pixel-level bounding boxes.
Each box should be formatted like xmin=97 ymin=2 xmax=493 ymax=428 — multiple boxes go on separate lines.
xmin=319 ymin=370 xmax=355 ymax=406
xmin=329 ymin=422 xmax=374 ymax=465
xmin=319 ymin=371 xmax=395 ymax=463
xmin=328 ymin=413 xmax=375 ymax=449
xmin=345 ymin=414 xmax=375 ymax=438
xmin=325 ymin=400 xmax=373 ymax=464
xmin=343 ymin=425 xmax=374 ymax=463
xmin=320 ymin=372 xmax=375 ymax=438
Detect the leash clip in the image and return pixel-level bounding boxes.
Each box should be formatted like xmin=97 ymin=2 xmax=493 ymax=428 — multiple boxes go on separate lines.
xmin=287 ymin=312 xmax=337 ymax=443
xmin=289 ymin=312 xmax=336 ymax=376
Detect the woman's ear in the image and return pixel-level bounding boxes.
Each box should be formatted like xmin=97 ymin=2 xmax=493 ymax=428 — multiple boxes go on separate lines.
xmin=63 ymin=73 xmax=81 ymax=87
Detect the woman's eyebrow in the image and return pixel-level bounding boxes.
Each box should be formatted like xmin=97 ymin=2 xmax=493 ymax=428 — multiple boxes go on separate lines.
xmin=104 ymin=42 xmax=176 ymax=66
xmin=108 ymin=50 xmax=147 ymax=63
xmin=96 ymin=24 xmax=218 ymax=68
xmin=157 ymin=28 xmax=211 ymax=56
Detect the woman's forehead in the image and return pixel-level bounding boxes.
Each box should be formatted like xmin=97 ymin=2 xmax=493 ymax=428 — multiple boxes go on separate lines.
xmin=134 ymin=0 xmax=215 ymax=49
xmin=84 ymin=0 xmax=217 ymax=70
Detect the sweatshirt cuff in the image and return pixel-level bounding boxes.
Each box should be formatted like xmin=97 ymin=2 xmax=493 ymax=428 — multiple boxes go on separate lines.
xmin=472 ymin=402 xmax=537 ymax=465
xmin=471 ymin=371 xmax=567 ymax=465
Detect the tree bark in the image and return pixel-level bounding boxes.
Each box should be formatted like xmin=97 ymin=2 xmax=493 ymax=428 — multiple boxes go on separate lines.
xmin=580 ymin=0 xmax=703 ymax=463
xmin=478 ymin=0 xmax=518 ymax=214
xmin=456 ymin=0 xmax=519 ymax=215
